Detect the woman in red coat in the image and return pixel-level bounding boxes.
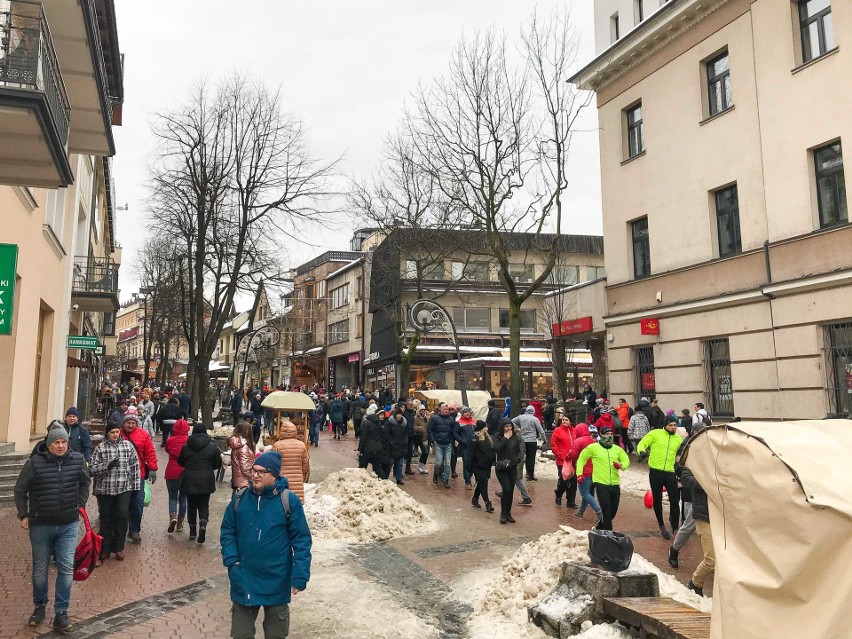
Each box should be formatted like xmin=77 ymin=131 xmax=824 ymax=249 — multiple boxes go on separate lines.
xmin=164 ymin=418 xmax=190 ymax=533
xmin=549 ymin=415 xmax=577 ymax=508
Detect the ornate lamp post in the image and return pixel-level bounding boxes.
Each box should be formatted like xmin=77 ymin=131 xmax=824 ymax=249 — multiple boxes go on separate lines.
xmin=236 ymin=325 xmax=281 ymax=392
xmin=408 ymin=299 xmax=468 ymax=406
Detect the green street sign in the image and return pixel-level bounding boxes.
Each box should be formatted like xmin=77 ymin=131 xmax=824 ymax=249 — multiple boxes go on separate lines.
xmin=94 ymin=345 xmax=105 ymax=356
xmin=68 ymin=335 xmax=99 ymax=350
xmin=0 ymin=244 xmax=18 ymax=336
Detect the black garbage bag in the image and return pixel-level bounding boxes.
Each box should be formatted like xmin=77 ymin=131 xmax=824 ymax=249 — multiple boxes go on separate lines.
xmin=588 ymin=529 xmax=634 ymax=572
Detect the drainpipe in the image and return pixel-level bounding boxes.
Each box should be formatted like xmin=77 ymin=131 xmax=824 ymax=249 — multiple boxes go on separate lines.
xmin=759 ymin=240 xmax=783 ymax=419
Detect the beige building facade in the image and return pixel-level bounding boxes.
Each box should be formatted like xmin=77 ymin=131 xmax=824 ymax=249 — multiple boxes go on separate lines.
xmin=572 ymin=0 xmax=851 ymax=418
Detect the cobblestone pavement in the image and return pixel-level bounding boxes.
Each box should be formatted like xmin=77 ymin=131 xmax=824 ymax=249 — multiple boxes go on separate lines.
xmin=0 ymin=429 xmax=710 ymax=637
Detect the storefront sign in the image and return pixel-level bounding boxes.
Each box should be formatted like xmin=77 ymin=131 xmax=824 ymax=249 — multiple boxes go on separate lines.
xmin=640 ymin=318 xmax=660 ymax=335
xmin=363 ymin=351 xmax=380 ymax=364
xmin=641 ymin=372 xmax=656 ymax=390
xmin=553 ymin=316 xmax=593 ymax=336
xmin=0 ymin=244 xmax=18 ymax=335
xmin=348 ymin=353 xmax=360 ymax=363
xmin=327 ymin=358 xmax=336 ymax=390
xmin=68 ymin=335 xmax=100 ymax=350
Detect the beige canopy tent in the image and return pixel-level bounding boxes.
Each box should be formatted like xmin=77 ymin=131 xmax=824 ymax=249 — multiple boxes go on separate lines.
xmin=412 ymin=390 xmax=493 ymax=419
xmin=260 ymin=391 xmax=316 ymax=444
xmin=682 ymin=420 xmax=852 ymax=639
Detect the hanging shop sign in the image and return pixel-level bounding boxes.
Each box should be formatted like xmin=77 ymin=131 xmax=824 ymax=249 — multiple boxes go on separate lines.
xmin=0 ymin=244 xmax=18 ymax=336
xmin=552 ymin=316 xmax=593 ymax=337
xmin=348 ymin=353 xmax=361 ymax=363
xmin=640 ymin=318 xmax=660 ymax=335
xmin=67 ymin=335 xmax=100 ymax=350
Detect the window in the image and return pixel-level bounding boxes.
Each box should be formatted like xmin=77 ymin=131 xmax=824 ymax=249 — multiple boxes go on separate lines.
xmin=103 ymin=312 xmax=115 ymax=336
xmin=452 ymin=307 xmax=490 ymax=332
xmin=610 ymin=13 xmax=620 ymax=43
xmin=546 ymin=265 xmax=579 ymax=286
xmin=355 ymin=275 xmax=363 ymax=299
xmin=405 ymin=259 xmax=444 ymax=280
xmin=635 ymin=347 xmax=656 ymax=400
xmin=509 ymin=263 xmax=535 ymax=283
xmin=631 ymin=217 xmax=651 ymax=279
xmin=499 ymin=309 xmax=537 ymax=333
xmin=43 ymin=188 xmax=67 ymax=244
xmin=451 ymin=261 xmax=489 ymax=281
xmin=330 ymin=283 xmax=349 ymax=309
xmin=825 ymin=321 xmax=852 ymax=417
xmin=304 ymin=283 xmax=314 ymax=299
xmin=328 ymin=319 xmax=349 ymax=345
xmin=799 ymin=0 xmax=834 ymax=63
xmin=814 ymin=142 xmax=847 ymax=228
xmin=706 ymin=338 xmax=734 ymax=416
xmin=585 ymin=266 xmax=606 ymax=281
xmin=626 ymin=103 xmax=644 ymax=159
xmin=715 ymin=184 xmax=742 ymax=257
xmin=355 ymin=314 xmax=363 ymax=339
xmin=706 ymin=51 xmax=732 ymax=116
xmin=634 ymin=0 xmax=644 ymax=24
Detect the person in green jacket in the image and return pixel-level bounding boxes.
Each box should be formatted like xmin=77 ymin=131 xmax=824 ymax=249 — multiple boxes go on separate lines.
xmin=576 ymin=426 xmax=630 ymax=531
xmin=636 ymin=420 xmax=683 ymax=539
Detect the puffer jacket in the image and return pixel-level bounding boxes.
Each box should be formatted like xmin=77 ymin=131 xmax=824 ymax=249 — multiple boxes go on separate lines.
xmin=164 ymin=419 xmax=190 ymax=481
xmin=387 ymin=416 xmax=408 ymax=458
xmin=271 ymin=422 xmax=310 ymax=503
xmin=455 ymin=419 xmax=475 ymax=448
xmin=595 ymin=412 xmax=615 ymax=431
xmin=177 ymin=428 xmax=222 ymax=495
xmin=220 ymin=475 xmax=312 ymax=606
xmin=427 ymin=413 xmax=458 ymax=446
xmin=90 ymin=436 xmax=140 ymax=495
xmin=566 ymin=424 xmax=595 ymax=481
xmin=636 ymin=428 xmax=683 ymax=473
xmin=549 ymin=422 xmax=576 ymax=465
xmin=121 ymin=424 xmax=158 ymax=479
xmin=359 ymin=414 xmax=390 ymax=460
xmin=413 ymin=412 xmax=429 ymax=441
xmin=627 ymin=412 xmax=651 ymax=441
xmin=14 ymin=443 xmax=90 ymax=526
xmin=228 ymin=435 xmax=255 ymax=490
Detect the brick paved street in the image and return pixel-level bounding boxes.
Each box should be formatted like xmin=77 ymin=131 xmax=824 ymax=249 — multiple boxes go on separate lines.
xmin=0 ymin=430 xmax=709 ymax=638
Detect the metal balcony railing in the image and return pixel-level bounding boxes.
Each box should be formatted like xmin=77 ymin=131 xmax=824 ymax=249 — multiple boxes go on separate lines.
xmin=72 ymin=256 xmax=118 ymax=295
xmin=0 ymin=1 xmax=71 ymax=146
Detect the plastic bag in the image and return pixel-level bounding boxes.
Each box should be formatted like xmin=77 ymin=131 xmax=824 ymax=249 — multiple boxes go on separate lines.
xmin=561 ymin=459 xmax=575 ymax=481
xmin=588 ymin=529 xmax=634 ymax=572
xmin=143 ymin=480 xmax=152 ymax=507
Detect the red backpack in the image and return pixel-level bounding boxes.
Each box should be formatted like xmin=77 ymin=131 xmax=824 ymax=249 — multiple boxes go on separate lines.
xmin=73 ymin=508 xmax=103 ymax=581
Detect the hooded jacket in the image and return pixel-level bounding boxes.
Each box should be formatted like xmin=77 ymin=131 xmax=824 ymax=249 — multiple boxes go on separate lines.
xmin=386 ymin=415 xmax=409 ymax=459
xmin=627 ymin=411 xmax=651 ymax=441
xmin=358 ymin=414 xmax=390 ymax=459
xmin=65 ymin=422 xmax=93 ymax=462
xmin=14 ymin=442 xmax=90 ymax=526
xmin=566 ymin=424 xmax=595 ymax=481
xmin=511 ymin=408 xmax=545 ymax=443
xmin=272 ymin=422 xmax=310 ymax=502
xmin=549 ymin=422 xmax=576 ymax=465
xmin=469 ymin=427 xmax=494 ymax=473
xmin=576 ymin=441 xmax=631 ymax=486
xmin=177 ymin=427 xmax=222 ymax=495
xmin=164 ymin=419 xmax=191 ymax=481
xmin=594 ymin=412 xmax=615 ymax=431
xmin=228 ymin=433 xmax=255 ymax=490
xmin=680 ymin=467 xmax=708 ymax=521
xmin=636 ymin=428 xmax=683 ymax=473
xmin=220 ymin=475 xmax=312 ymax=606
xmin=121 ymin=424 xmax=158 ymax=479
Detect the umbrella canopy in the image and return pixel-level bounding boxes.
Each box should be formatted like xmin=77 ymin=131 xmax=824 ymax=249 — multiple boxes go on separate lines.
xmin=261 ymin=391 xmax=316 ymax=411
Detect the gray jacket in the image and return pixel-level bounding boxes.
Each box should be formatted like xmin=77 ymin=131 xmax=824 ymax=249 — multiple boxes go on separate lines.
xmin=511 ymin=413 xmax=545 ymax=443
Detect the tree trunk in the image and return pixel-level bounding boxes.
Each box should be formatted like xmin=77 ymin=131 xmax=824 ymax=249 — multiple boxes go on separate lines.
xmin=508 ymin=298 xmax=522 ymax=418
xmin=552 ymin=337 xmax=567 ymax=402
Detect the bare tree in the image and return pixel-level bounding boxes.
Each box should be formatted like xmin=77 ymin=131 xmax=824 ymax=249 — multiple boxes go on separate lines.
xmin=539 ymin=258 xmax=580 ymax=401
xmin=403 ymin=13 xmax=588 ymax=415
xmin=148 ymin=74 xmax=336 ymax=422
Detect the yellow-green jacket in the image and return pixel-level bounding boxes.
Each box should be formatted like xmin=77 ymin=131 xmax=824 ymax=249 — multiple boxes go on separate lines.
xmin=576 ymin=443 xmax=631 ymax=486
xmin=636 ymin=429 xmax=683 ymax=473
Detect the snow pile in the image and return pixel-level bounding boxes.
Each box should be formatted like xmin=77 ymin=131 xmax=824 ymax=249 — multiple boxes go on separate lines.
xmin=211 ymin=426 xmax=234 ymax=438
xmin=304 ymin=468 xmax=435 ymax=543
xmin=536 ymin=592 xmax=592 ymax=618
xmin=575 ymin=622 xmax=632 ymax=638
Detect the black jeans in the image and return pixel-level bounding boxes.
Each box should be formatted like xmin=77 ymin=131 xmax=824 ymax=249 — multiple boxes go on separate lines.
xmin=555 ymin=465 xmax=578 ymax=506
xmin=359 ymin=455 xmax=389 ymax=479
xmin=186 ymin=493 xmax=211 ymax=527
xmin=96 ymin=491 xmax=131 ymax=554
xmin=524 ymin=441 xmax=539 ymax=478
xmin=594 ymin=484 xmax=621 ymax=531
xmin=473 ymin=470 xmax=491 ymax=504
xmin=649 ymin=468 xmax=681 ymax=530
xmin=353 ymin=419 xmax=363 ymax=437
xmin=495 ymin=468 xmax=515 ymax=519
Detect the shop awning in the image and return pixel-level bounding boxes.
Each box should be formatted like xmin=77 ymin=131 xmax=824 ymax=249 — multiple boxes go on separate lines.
xmin=67 ymin=355 xmax=95 ymax=369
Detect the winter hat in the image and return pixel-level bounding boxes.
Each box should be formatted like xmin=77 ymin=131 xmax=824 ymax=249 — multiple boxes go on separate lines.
xmin=104 ymin=422 xmax=120 ymax=435
xmin=598 ymin=426 xmax=613 ymax=435
xmin=588 ymin=425 xmax=599 ymax=435
xmin=525 ymin=405 xmax=535 ymax=414
xmin=65 ymin=407 xmax=79 ymax=418
xmin=665 ymin=409 xmax=676 ymax=416
xmin=487 ymin=399 xmax=495 ymax=407
xmin=125 ymin=405 xmax=139 ymax=417
xmin=461 ymin=407 xmax=472 ymax=415
xmin=254 ymin=450 xmax=282 ymax=477
xmin=242 ymin=412 xmax=255 ymax=421
xmin=499 ymin=417 xmax=513 ymax=429
xmin=46 ymin=424 xmax=69 ymax=446
xmin=596 ymin=398 xmax=605 ymax=405
xmin=192 ymin=423 xmax=207 ymax=434
xmin=475 ymin=420 xmax=487 ymax=432
xmin=122 ymin=413 xmax=139 ymax=426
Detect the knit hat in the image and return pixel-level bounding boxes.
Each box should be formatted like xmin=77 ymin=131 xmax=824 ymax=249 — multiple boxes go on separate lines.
xmin=475 ymin=420 xmax=487 ymax=432
xmin=65 ymin=407 xmax=79 ymax=418
xmin=125 ymin=405 xmax=139 ymax=417
xmin=665 ymin=409 xmax=676 ymax=416
xmin=46 ymin=424 xmax=69 ymax=446
xmin=105 ymin=422 xmax=120 ymax=435
xmin=254 ymin=450 xmax=281 ymax=477
xmin=192 ymin=423 xmax=207 ymax=434
xmin=122 ymin=413 xmax=139 ymax=426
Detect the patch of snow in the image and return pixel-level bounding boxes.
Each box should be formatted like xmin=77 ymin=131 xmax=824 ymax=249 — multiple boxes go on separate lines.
xmin=536 ymin=592 xmax=592 ymax=618
xmin=304 ymin=468 xmax=437 ymax=543
xmin=211 ymin=426 xmax=234 ymax=438
xmin=575 ymin=622 xmax=632 ymax=638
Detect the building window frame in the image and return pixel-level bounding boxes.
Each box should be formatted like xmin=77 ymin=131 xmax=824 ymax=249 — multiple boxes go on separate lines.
xmin=631 ymin=217 xmax=651 ymax=279
xmin=706 ymin=338 xmax=734 ymax=417
xmin=611 ymin=13 xmax=620 ymax=43
xmin=715 ymin=183 xmax=742 ymax=257
xmin=635 ymin=346 xmax=656 ymax=400
xmin=452 ymin=307 xmax=491 ymax=333
xmin=330 ymin=283 xmax=350 ymax=310
xmin=498 ymin=309 xmax=537 ymax=334
xmin=825 ymin=321 xmax=852 ymax=417
xmin=625 ymin=102 xmax=644 ymax=159
xmin=706 ymin=50 xmax=733 ymax=117
xmin=328 ymin=319 xmax=349 ymax=345
xmin=814 ymin=141 xmax=847 ymax=229
xmin=634 ymin=0 xmax=644 ymax=24
xmin=798 ymin=0 xmax=835 ymax=64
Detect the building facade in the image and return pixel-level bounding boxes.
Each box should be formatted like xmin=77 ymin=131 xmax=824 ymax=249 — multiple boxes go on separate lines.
xmin=572 ymin=0 xmax=851 ymax=418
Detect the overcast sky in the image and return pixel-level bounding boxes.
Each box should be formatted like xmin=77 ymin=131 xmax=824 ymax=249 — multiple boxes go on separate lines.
xmin=112 ymin=0 xmax=601 ymax=303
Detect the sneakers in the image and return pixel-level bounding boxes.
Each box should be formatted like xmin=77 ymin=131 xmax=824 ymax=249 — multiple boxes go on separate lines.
xmin=668 ymin=546 xmax=679 ymax=568
xmin=168 ymin=512 xmax=177 ymax=533
xmin=572 ymin=510 xmax=585 ymax=520
xmin=28 ymin=605 xmax=46 ymax=627
xmin=189 ymin=526 xmax=197 ymax=541
xmin=53 ymin=612 xmax=73 ymax=634
xmin=129 ymin=531 xmax=141 ymax=544
xmin=659 ymin=526 xmax=672 ymax=540
xmin=417 ymin=464 xmax=428 ymax=474
xmin=176 ymin=518 xmax=184 ymax=533
xmin=432 ymin=474 xmax=438 ymax=485
xmin=566 ymin=503 xmax=578 ymax=509
xmin=404 ymin=468 xmax=415 ymax=475
xmin=443 ymin=480 xmax=451 ymax=489
xmin=518 ymin=497 xmax=533 ymax=507
xmin=595 ymin=511 xmax=604 ymax=527
xmin=396 ymin=480 xmax=405 ymax=486
xmin=528 ymin=476 xmax=538 ymax=481
xmin=687 ymin=580 xmax=703 ymax=597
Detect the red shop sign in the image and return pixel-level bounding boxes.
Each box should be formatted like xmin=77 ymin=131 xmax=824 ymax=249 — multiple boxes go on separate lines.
xmin=348 ymin=353 xmax=360 ymax=363
xmin=641 ymin=372 xmax=656 ymax=390
xmin=556 ymin=316 xmax=593 ymax=336
xmin=640 ymin=318 xmax=660 ymax=335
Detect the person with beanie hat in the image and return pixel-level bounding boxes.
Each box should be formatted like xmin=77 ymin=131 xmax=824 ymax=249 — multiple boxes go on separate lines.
xmin=120 ymin=412 xmax=158 ymax=544
xmin=486 ymin=399 xmax=502 ymax=437
xmin=576 ymin=426 xmax=631 ymax=531
xmin=62 ymin=407 xmax=92 ymax=463
xmin=177 ymin=423 xmax=222 ymax=543
xmin=221 ymin=448 xmax=311 ymax=638
xmin=468 ymin=421 xmax=495 ymax=513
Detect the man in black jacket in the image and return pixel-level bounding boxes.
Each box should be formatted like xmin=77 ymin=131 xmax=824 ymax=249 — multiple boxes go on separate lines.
xmin=485 ymin=400 xmax=502 ymax=437
xmin=427 ymin=403 xmax=458 ymax=488
xmin=358 ymin=413 xmax=391 ymax=479
xmin=14 ymin=424 xmax=90 ymax=634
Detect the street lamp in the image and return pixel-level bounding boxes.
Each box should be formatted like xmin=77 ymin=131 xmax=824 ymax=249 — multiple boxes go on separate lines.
xmin=408 ymin=298 xmax=468 ymax=406
xmin=236 ymin=325 xmax=281 ymax=392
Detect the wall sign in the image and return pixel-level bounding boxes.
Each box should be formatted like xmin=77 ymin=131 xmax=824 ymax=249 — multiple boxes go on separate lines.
xmin=640 ymin=318 xmax=660 ymax=335
xmin=552 ymin=316 xmax=593 ymax=337
xmin=0 ymin=244 xmax=18 ymax=335
xmin=68 ymin=335 xmax=100 ymax=350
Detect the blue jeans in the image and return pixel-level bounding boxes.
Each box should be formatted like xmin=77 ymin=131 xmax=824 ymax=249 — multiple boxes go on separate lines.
xmin=309 ymin=422 xmax=320 ymax=445
xmin=166 ymin=478 xmax=187 ymax=518
xmin=577 ymin=476 xmax=601 ymax=515
xmin=433 ymin=443 xmax=452 ymax=482
xmin=460 ymin=445 xmax=472 ymax=485
xmin=30 ymin=522 xmax=78 ymax=613
xmin=129 ymin=484 xmax=145 ymax=533
xmin=393 ymin=457 xmax=405 ymax=482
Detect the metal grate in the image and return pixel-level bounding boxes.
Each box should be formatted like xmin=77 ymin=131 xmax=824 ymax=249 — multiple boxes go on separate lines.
xmin=635 ymin=346 xmax=655 ymax=400
xmin=826 ymin=322 xmax=852 ymax=418
xmin=706 ymin=338 xmax=734 ymax=417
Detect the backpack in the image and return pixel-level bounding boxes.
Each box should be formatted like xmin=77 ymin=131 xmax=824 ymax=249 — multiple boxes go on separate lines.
xmin=232 ymin=486 xmax=291 ymax=525
xmin=702 ymin=413 xmax=712 ymax=427
xmin=73 ymin=508 xmax=103 ymax=581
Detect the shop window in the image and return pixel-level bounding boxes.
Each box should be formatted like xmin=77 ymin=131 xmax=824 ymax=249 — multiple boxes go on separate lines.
xmin=825 ymin=321 xmax=852 ymax=417
xmin=452 ymin=307 xmax=491 ymax=332
xmin=635 ymin=346 xmax=655 ymax=399
xmin=706 ymin=338 xmax=734 ymax=416
xmin=498 ymin=309 xmax=537 ymax=333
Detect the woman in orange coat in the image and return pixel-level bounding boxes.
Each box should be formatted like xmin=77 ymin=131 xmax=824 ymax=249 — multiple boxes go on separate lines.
xmin=271 ymin=421 xmax=310 ymax=502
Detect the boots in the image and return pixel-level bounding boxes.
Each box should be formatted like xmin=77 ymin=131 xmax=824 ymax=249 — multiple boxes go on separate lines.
xmin=417 ymin=463 xmax=427 ymax=474
xmin=176 ymin=516 xmax=184 ymax=533
xmin=168 ymin=512 xmax=177 ymax=534
xmin=471 ymin=496 xmax=482 ymax=509
xmin=485 ymin=501 xmax=495 ymax=513
xmin=188 ymin=525 xmax=197 ymax=541
xmin=404 ymin=464 xmax=415 ymax=475
xmin=197 ymin=519 xmax=207 ymax=544
xmin=668 ymin=546 xmax=679 ymax=568
xmin=432 ymin=471 xmax=439 ymax=485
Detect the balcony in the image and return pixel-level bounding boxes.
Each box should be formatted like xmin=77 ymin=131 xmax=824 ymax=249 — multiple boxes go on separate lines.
xmin=0 ymin=1 xmax=72 ymax=187
xmin=71 ymin=255 xmax=118 ymax=312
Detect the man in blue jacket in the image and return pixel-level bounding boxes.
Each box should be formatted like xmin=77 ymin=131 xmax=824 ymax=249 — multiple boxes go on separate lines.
xmin=220 ymin=450 xmax=312 ymax=639
xmin=427 ymin=403 xmax=458 ymax=488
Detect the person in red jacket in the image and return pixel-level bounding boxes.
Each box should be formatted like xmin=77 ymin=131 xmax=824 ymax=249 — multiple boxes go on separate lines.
xmin=529 ymin=398 xmax=544 ymax=423
xmin=549 ymin=414 xmax=577 ymax=508
xmin=567 ymin=423 xmax=602 ymax=524
xmin=164 ymin=419 xmax=190 ymax=533
xmin=120 ymin=413 xmax=158 ymax=544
